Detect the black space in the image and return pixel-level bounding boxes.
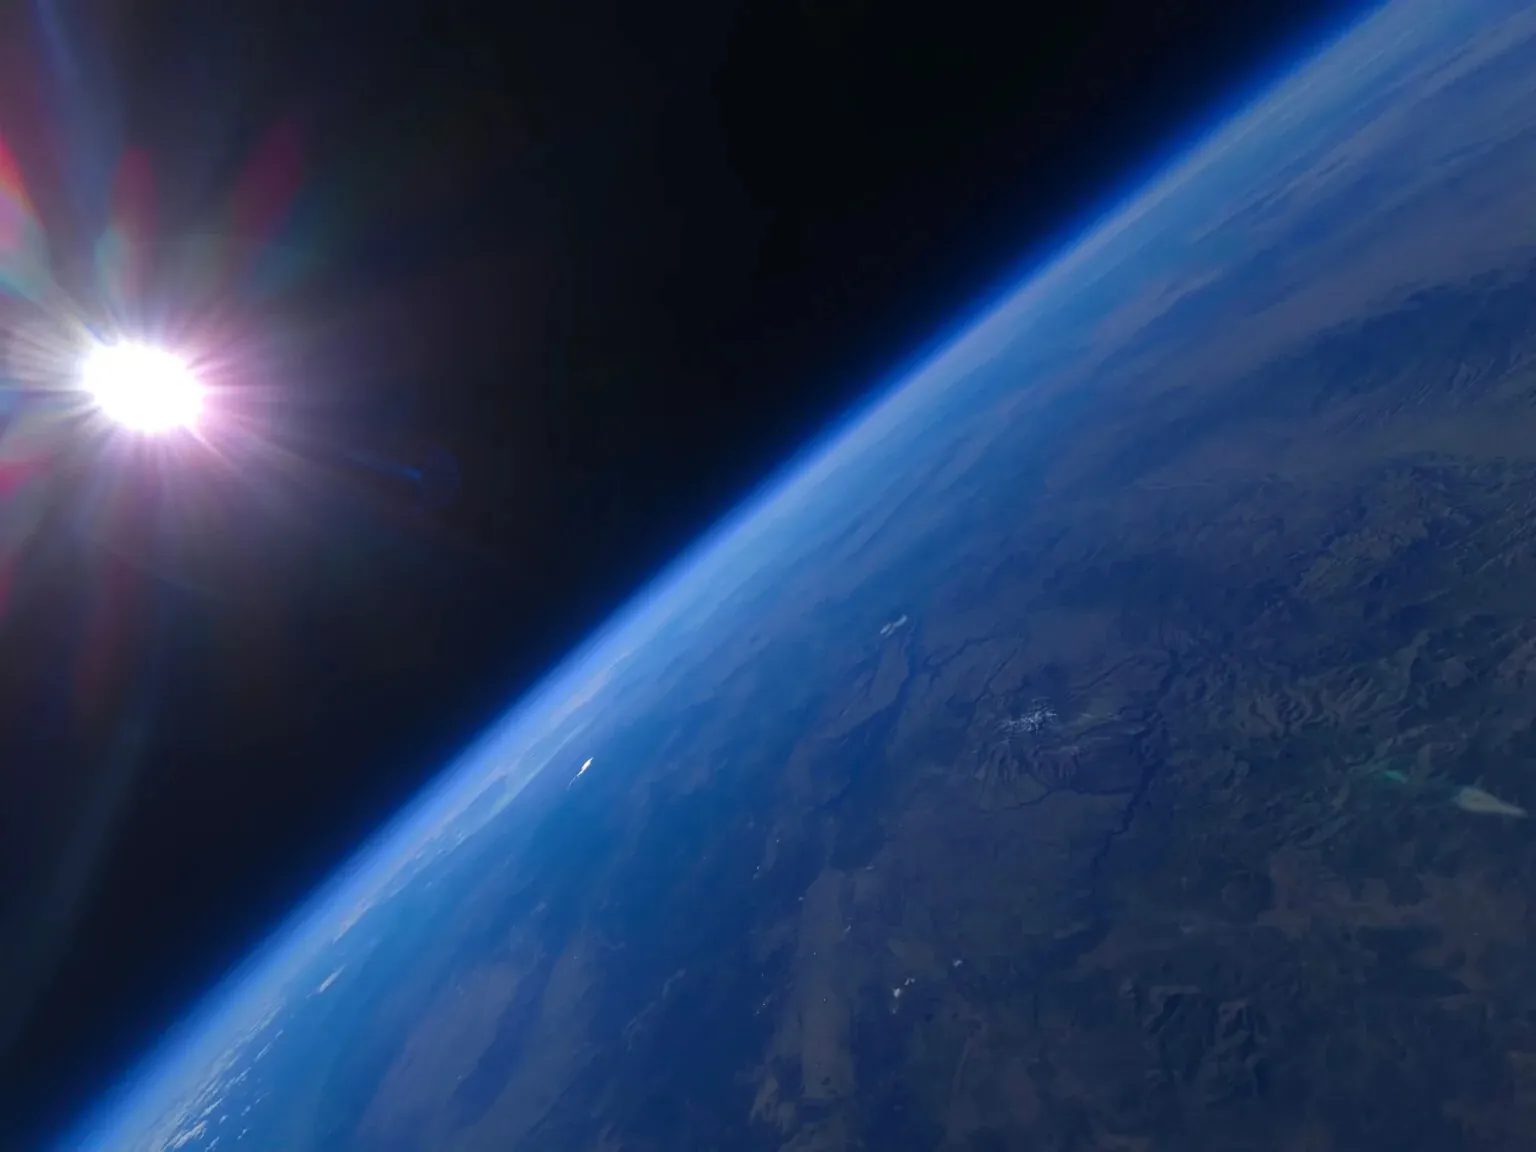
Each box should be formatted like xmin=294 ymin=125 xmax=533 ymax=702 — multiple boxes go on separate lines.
xmin=0 ymin=0 xmax=1349 ymax=1140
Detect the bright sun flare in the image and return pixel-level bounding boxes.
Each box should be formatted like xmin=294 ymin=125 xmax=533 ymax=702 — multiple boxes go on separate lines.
xmin=81 ymin=341 xmax=203 ymax=433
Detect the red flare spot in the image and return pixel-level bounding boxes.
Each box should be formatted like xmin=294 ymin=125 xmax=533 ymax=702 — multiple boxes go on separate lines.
xmin=231 ymin=121 xmax=304 ymax=243
xmin=110 ymin=147 xmax=156 ymax=246
xmin=0 ymin=131 xmax=37 ymax=218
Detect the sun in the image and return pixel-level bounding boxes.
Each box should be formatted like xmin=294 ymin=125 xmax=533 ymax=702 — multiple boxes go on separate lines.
xmin=80 ymin=341 xmax=204 ymax=433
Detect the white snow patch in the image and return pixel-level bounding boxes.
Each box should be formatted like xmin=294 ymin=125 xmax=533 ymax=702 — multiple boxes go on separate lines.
xmin=1002 ymin=705 xmax=1057 ymax=735
xmin=167 ymin=1120 xmax=207 ymax=1149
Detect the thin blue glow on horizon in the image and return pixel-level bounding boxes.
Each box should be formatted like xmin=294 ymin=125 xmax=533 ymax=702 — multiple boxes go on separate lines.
xmin=62 ymin=3 xmax=1394 ymax=1146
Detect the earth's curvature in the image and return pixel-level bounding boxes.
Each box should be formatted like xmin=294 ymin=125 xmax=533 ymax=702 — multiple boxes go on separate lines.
xmin=69 ymin=2 xmax=1536 ymax=1149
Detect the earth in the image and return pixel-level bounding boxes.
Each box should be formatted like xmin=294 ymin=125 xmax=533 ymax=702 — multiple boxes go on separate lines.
xmin=68 ymin=3 xmax=1536 ymax=1150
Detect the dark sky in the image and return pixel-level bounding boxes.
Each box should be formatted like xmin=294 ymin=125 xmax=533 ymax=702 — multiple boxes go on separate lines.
xmin=0 ymin=0 xmax=1349 ymax=1140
